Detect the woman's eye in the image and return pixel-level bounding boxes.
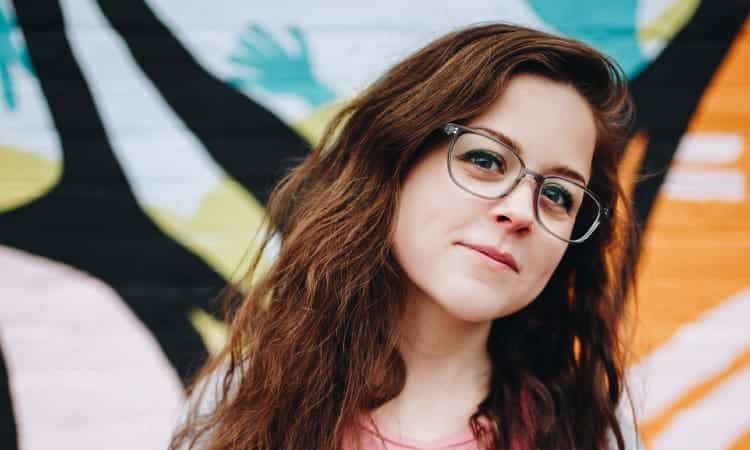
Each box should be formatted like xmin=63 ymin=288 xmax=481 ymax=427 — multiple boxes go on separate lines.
xmin=541 ymin=184 xmax=573 ymax=211
xmin=459 ymin=150 xmax=506 ymax=173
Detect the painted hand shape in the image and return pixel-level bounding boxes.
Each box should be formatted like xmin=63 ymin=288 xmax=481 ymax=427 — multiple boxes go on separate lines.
xmin=0 ymin=3 xmax=33 ymax=111
xmin=227 ymin=24 xmax=335 ymax=108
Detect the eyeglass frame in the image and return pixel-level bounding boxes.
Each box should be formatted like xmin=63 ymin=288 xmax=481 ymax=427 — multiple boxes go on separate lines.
xmin=442 ymin=123 xmax=610 ymax=244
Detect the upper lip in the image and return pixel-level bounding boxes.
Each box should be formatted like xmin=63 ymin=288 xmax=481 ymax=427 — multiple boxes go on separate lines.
xmin=460 ymin=243 xmax=519 ymax=272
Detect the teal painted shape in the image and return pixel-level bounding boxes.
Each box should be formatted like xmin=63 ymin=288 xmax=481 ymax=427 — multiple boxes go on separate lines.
xmin=227 ymin=24 xmax=335 ymax=108
xmin=0 ymin=3 xmax=34 ymax=111
xmin=528 ymin=0 xmax=649 ymax=78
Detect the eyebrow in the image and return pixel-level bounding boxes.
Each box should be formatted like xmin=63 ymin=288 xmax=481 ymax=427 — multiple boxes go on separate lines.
xmin=474 ymin=126 xmax=589 ymax=185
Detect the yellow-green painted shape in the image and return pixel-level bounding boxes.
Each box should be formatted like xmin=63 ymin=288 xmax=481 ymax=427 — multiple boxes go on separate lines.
xmin=188 ymin=307 xmax=229 ymax=356
xmin=639 ymin=0 xmax=700 ymax=44
xmin=156 ymin=98 xmax=351 ymax=355
xmin=292 ymin=98 xmax=349 ymax=146
xmin=144 ymin=175 xmax=272 ymax=282
xmin=145 ymin=176 xmax=278 ymax=355
xmin=0 ymin=146 xmax=61 ymax=212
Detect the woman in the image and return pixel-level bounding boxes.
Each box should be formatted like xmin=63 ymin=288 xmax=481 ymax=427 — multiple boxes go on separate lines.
xmin=171 ymin=23 xmax=640 ymax=450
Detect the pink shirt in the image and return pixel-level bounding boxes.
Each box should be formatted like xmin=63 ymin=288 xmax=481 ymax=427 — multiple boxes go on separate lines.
xmin=342 ymin=418 xmax=482 ymax=450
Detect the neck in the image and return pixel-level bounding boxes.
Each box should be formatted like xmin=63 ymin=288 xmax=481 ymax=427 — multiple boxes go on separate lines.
xmin=398 ymin=285 xmax=493 ymax=384
xmin=369 ymin=283 xmax=493 ymax=442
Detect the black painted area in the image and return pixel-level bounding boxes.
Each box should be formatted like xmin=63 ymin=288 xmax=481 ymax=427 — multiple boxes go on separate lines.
xmin=629 ymin=1 xmax=750 ymax=229
xmin=0 ymin=344 xmax=18 ymax=450
xmin=96 ymin=0 xmax=311 ymax=204
xmin=9 ymin=0 xmax=219 ymax=385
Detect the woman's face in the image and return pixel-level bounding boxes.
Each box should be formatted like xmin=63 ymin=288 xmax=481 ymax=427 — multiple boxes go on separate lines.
xmin=392 ymin=73 xmax=597 ymax=323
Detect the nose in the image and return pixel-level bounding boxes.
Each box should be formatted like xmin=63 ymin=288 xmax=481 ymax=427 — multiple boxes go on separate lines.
xmin=487 ymin=175 xmax=536 ymax=236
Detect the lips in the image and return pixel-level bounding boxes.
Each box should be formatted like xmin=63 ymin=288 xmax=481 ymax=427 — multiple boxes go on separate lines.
xmin=459 ymin=243 xmax=519 ymax=272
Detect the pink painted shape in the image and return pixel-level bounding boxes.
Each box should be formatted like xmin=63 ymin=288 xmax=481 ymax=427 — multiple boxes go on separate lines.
xmin=0 ymin=245 xmax=185 ymax=450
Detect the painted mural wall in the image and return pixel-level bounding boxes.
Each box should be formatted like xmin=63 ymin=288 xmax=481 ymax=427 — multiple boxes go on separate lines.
xmin=1 ymin=0 xmax=748 ymax=448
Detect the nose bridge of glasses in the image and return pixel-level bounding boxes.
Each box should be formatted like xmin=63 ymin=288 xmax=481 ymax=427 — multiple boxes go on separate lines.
xmin=495 ymin=170 xmax=538 ymax=220
xmin=511 ymin=168 xmax=543 ymax=197
xmin=519 ymin=166 xmax=545 ymax=185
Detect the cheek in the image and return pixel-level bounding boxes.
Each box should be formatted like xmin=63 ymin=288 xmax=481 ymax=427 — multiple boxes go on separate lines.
xmin=392 ymin=152 xmax=468 ymax=251
xmin=392 ymin=178 xmax=462 ymax=263
xmin=391 ymin=153 xmax=478 ymax=292
xmin=526 ymin=239 xmax=569 ymax=297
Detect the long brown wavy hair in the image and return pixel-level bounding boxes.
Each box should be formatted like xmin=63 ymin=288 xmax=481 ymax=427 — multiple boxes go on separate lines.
xmin=170 ymin=23 xmax=638 ymax=450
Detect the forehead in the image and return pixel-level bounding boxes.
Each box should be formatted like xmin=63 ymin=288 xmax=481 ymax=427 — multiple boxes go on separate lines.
xmin=465 ymin=74 xmax=597 ymax=181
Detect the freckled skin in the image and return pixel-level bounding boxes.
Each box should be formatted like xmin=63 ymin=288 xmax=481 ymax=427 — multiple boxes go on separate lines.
xmin=392 ymin=74 xmax=597 ymax=323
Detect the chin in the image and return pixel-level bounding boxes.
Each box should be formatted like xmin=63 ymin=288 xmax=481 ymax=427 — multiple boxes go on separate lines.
xmin=439 ymin=292 xmax=523 ymax=323
xmin=447 ymin=278 xmax=527 ymax=316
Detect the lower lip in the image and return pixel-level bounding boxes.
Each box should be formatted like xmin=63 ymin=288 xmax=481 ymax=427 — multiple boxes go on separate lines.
xmin=459 ymin=245 xmax=516 ymax=273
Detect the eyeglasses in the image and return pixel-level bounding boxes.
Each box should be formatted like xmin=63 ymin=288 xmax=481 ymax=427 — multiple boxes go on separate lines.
xmin=443 ymin=123 xmax=609 ymax=244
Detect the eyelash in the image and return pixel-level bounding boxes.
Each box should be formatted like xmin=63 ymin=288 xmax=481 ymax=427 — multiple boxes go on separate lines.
xmin=460 ymin=150 xmax=506 ymax=173
xmin=540 ymin=184 xmax=573 ymax=211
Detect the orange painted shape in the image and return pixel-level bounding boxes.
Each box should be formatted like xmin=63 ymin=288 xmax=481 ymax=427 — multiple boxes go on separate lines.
xmin=730 ymin=427 xmax=750 ymax=450
xmin=632 ymin=17 xmax=750 ymax=361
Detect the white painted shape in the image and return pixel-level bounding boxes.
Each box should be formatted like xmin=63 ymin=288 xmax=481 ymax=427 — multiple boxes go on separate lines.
xmin=143 ymin=0 xmax=551 ymax=121
xmin=650 ymin=363 xmax=750 ymax=450
xmin=0 ymin=245 xmax=185 ymax=450
xmin=626 ymin=289 xmax=750 ymax=422
xmin=145 ymin=0 xmax=550 ymax=28
xmin=674 ymin=133 xmax=743 ymax=164
xmin=637 ymin=0 xmax=679 ymax=31
xmin=640 ymin=38 xmax=667 ymax=59
xmin=662 ymin=168 xmax=745 ymax=202
xmin=612 ymin=391 xmax=648 ymax=450
xmin=60 ymin=0 xmax=226 ymax=218
xmin=0 ymin=42 xmax=62 ymax=161
xmin=242 ymin=86 xmax=313 ymax=122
